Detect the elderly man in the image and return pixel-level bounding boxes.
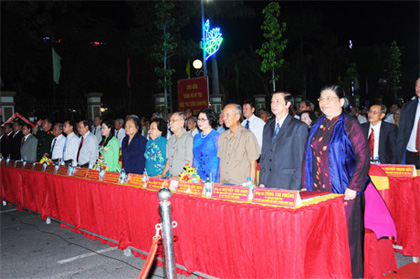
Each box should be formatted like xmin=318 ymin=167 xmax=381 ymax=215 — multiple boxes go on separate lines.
xmin=76 ymin=120 xmax=99 ymax=168
xmin=91 ymin=115 xmax=103 ymax=143
xmin=34 ymin=118 xmax=55 ymax=161
xmin=114 ymin=118 xmax=126 ymax=145
xmin=50 ymin=123 xmax=66 ymax=163
xmin=259 ymin=92 xmax=308 ymax=190
xmin=397 ymin=77 xmax=420 ymax=168
xmin=259 ymin=110 xmax=271 ymax=123
xmin=218 ymin=104 xmax=261 ymax=185
xmin=20 ymin=124 xmax=38 ymax=162
xmin=156 ymin=112 xmax=193 ymax=178
xmin=241 ymin=100 xmax=265 ymax=148
xmin=63 ymin=120 xmax=79 ymax=166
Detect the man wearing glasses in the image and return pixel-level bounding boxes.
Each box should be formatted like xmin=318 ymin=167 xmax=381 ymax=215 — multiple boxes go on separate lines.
xmin=157 ymin=112 xmax=193 ymax=178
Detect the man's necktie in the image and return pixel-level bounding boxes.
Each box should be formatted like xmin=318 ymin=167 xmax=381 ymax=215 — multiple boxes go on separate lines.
xmin=416 ymin=118 xmax=420 ymax=152
xmin=116 ymin=130 xmax=119 ymax=139
xmin=94 ymin=127 xmax=96 ymax=135
xmin=274 ymin=123 xmax=280 ymax=138
xmin=368 ymin=128 xmax=374 ymax=159
xmin=50 ymin=138 xmax=57 ymax=155
xmin=76 ymin=137 xmax=84 ymax=162
xmin=21 ymin=137 xmax=26 ymax=148
xmin=245 ymin=120 xmax=250 ymax=130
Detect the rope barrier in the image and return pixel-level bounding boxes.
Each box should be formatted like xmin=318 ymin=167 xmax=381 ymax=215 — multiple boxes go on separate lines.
xmin=138 ymin=224 xmax=162 ymax=279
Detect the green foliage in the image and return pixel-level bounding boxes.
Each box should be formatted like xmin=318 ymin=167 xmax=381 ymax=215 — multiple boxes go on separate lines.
xmin=387 ymin=40 xmax=402 ymax=93
xmin=153 ymin=0 xmax=178 ymax=90
xmin=256 ymin=2 xmax=288 ymax=87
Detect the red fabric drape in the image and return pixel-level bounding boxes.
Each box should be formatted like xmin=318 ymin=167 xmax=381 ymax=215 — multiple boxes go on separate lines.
xmin=1 ymin=166 xmax=352 ymax=278
xmin=364 ymin=229 xmax=397 ymax=278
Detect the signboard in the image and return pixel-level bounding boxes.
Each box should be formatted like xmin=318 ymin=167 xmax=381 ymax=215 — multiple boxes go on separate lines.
xmin=177 ymin=181 xmax=204 ymax=197
xmin=86 ymin=169 xmax=100 ymax=180
xmin=147 ymin=178 xmax=170 ymax=190
xmin=33 ymin=163 xmax=43 ymax=172
xmin=57 ymin=166 xmax=69 ymax=176
xmin=126 ymin=173 xmax=145 ymax=187
xmin=103 ymin=172 xmax=120 ymax=184
xmin=74 ymin=168 xmax=88 ymax=178
xmin=377 ymin=164 xmax=416 ymax=177
xmin=45 ymin=165 xmax=55 ymax=174
xmin=177 ymin=77 xmax=208 ymax=116
xmin=15 ymin=161 xmax=24 ymax=168
xmin=211 ymin=184 xmax=250 ymax=202
xmin=24 ymin=163 xmax=34 ymax=170
xmin=252 ymin=188 xmax=301 ymax=207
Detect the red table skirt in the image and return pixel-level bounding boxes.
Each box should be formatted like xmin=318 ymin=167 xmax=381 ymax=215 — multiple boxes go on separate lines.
xmin=379 ymin=177 xmax=420 ymax=257
xmin=364 ymin=229 xmax=397 ymax=278
xmin=1 ymin=166 xmax=352 ymax=278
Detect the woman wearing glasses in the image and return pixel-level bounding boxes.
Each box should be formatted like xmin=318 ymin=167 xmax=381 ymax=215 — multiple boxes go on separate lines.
xmin=193 ymin=108 xmax=220 ymax=182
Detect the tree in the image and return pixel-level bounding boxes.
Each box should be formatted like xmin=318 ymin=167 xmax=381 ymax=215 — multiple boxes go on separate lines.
xmin=256 ymin=2 xmax=288 ymax=92
xmin=387 ymin=41 xmax=402 ymax=102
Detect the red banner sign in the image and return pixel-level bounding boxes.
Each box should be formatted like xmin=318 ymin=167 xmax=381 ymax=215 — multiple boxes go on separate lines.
xmin=86 ymin=169 xmax=100 ymax=180
xmin=177 ymin=77 xmax=208 ymax=115
xmin=377 ymin=164 xmax=416 ymax=177
xmin=177 ymin=181 xmax=204 ymax=197
xmin=211 ymin=184 xmax=250 ymax=202
xmin=74 ymin=168 xmax=88 ymax=178
xmin=253 ymin=188 xmax=300 ymax=207
xmin=103 ymin=172 xmax=120 ymax=184
xmin=126 ymin=173 xmax=145 ymax=187
xmin=147 ymin=178 xmax=170 ymax=190
xmin=57 ymin=167 xmax=69 ymax=176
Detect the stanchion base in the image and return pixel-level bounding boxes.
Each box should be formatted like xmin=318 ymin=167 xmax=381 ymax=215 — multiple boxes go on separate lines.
xmin=46 ymin=217 xmax=51 ymax=225
xmin=124 ymin=248 xmax=132 ymax=257
xmin=2 ymin=200 xmax=6 ymax=206
xmin=413 ymin=257 xmax=419 ymax=263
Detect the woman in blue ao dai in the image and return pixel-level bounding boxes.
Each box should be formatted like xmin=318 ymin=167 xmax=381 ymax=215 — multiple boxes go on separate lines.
xmin=144 ymin=118 xmax=167 ymax=176
xmin=193 ymin=108 xmax=220 ymax=182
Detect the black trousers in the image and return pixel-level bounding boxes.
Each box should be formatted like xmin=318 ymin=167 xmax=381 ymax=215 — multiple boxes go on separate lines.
xmin=405 ymin=151 xmax=420 ymax=169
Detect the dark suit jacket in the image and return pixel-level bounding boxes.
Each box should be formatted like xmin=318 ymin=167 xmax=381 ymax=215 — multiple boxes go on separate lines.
xmin=397 ymin=97 xmax=419 ymax=161
xmin=259 ymin=114 xmax=309 ymax=190
xmin=361 ymin=121 xmax=398 ymax=164
xmin=11 ymin=130 xmax=24 ymax=160
xmin=1 ymin=132 xmax=14 ymax=159
xmin=20 ymin=134 xmax=38 ymax=162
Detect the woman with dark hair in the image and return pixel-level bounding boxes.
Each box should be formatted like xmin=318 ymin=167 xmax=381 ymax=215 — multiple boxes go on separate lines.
xmin=121 ymin=116 xmax=147 ymax=174
xmin=192 ymin=108 xmax=220 ymax=182
xmin=99 ymin=121 xmax=121 ymax=172
xmin=302 ymin=85 xmax=396 ymax=278
xmin=300 ymin=110 xmax=317 ymax=129
xmin=144 ymin=118 xmax=168 ymax=176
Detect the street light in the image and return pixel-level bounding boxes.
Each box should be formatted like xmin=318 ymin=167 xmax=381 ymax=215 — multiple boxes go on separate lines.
xmin=192 ymin=59 xmax=203 ymax=76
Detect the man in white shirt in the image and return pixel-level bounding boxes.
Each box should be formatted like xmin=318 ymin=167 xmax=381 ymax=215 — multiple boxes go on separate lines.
xmin=76 ymin=120 xmax=98 ymax=168
xmin=114 ymin=118 xmax=126 ymax=145
xmin=63 ymin=120 xmax=80 ymax=166
xmin=241 ymin=100 xmax=265 ymax=148
xmin=50 ymin=123 xmax=66 ymax=163
xmin=91 ymin=115 xmax=103 ymax=143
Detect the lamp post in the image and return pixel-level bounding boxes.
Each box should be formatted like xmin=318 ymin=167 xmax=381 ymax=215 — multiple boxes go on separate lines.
xmin=201 ymin=0 xmax=207 ymax=77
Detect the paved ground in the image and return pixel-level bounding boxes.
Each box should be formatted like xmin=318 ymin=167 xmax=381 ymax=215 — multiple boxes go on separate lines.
xmin=0 ymin=203 xmax=414 ymax=279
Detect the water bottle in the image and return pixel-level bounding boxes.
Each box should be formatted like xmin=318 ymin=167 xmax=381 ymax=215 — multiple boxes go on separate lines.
xmin=67 ymin=163 xmax=74 ymax=176
xmin=6 ymin=155 xmax=10 ymax=164
xmin=42 ymin=162 xmax=47 ymax=171
xmin=119 ymin=168 xmax=127 ymax=184
xmin=99 ymin=166 xmax=105 ymax=181
xmin=142 ymin=169 xmax=148 ymax=187
xmin=54 ymin=162 xmax=59 ymax=173
xmin=203 ymin=177 xmax=213 ymax=198
xmin=191 ymin=173 xmax=199 ymax=183
xmin=242 ymin=177 xmax=255 ymax=201
xmin=22 ymin=157 xmax=27 ymax=167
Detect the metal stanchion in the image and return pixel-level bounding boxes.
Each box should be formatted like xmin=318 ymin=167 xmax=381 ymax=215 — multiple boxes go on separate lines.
xmin=158 ymin=188 xmax=176 ymax=279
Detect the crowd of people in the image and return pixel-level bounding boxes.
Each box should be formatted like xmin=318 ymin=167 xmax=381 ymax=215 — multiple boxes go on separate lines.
xmin=0 ymin=78 xmax=419 ymax=277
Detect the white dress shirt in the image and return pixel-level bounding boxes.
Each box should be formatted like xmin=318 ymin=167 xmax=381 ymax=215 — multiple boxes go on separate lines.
xmin=241 ymin=114 xmax=265 ymax=148
xmin=115 ymin=128 xmax=126 ymax=146
xmin=63 ymin=132 xmax=80 ymax=166
xmin=50 ymin=134 xmax=66 ymax=160
xmin=77 ymin=131 xmax=98 ymax=168
xmin=188 ymin=128 xmax=199 ymax=138
xmin=368 ymin=121 xmax=382 ymax=160
xmin=407 ymin=99 xmax=420 ymax=152
xmin=92 ymin=125 xmax=102 ymax=144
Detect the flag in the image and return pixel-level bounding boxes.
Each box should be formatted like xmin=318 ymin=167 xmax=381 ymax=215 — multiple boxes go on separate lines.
xmin=126 ymin=55 xmax=131 ymax=88
xmin=186 ymin=59 xmax=191 ymax=79
xmin=52 ymin=47 xmax=61 ymax=84
xmin=234 ymin=63 xmax=239 ymax=89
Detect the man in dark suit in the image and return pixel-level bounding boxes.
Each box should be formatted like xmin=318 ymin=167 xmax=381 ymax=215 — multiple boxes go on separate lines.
xmin=397 ymin=77 xmax=420 ymax=168
xmin=361 ymin=104 xmax=398 ymax=164
xmin=11 ymin=121 xmax=23 ymax=160
xmin=1 ymin=123 xmax=14 ymax=159
xmin=259 ymin=92 xmax=309 ymax=190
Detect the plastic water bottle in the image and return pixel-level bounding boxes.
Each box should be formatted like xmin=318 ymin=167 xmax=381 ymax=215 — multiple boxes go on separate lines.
xmin=54 ymin=162 xmax=59 ymax=173
xmin=191 ymin=173 xmax=199 ymax=183
xmin=242 ymin=177 xmax=255 ymax=201
xmin=67 ymin=163 xmax=74 ymax=176
xmin=22 ymin=157 xmax=27 ymax=167
xmin=6 ymin=155 xmax=10 ymax=164
xmin=99 ymin=166 xmax=105 ymax=181
xmin=203 ymin=177 xmax=213 ymax=198
xmin=119 ymin=169 xmax=127 ymax=184
xmin=42 ymin=162 xmax=47 ymax=171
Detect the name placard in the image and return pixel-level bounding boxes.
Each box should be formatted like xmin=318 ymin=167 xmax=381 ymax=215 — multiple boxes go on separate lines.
xmin=24 ymin=163 xmax=35 ymax=170
xmin=0 ymin=159 xmax=6 ymax=165
xmin=6 ymin=160 xmax=15 ymax=167
xmin=15 ymin=161 xmax=24 ymax=168
xmin=74 ymin=168 xmax=88 ymax=178
xmin=103 ymin=172 xmax=120 ymax=184
xmin=86 ymin=169 xmax=100 ymax=180
xmin=57 ymin=166 xmax=69 ymax=176
xmin=126 ymin=173 xmax=145 ymax=187
xmin=33 ymin=163 xmax=43 ymax=172
xmin=177 ymin=182 xmax=204 ymax=197
xmin=377 ymin=164 xmax=416 ymax=177
xmin=211 ymin=184 xmax=250 ymax=202
xmin=147 ymin=178 xmax=170 ymax=190
xmin=252 ymin=188 xmax=300 ymax=207
xmin=45 ymin=165 xmax=55 ymax=174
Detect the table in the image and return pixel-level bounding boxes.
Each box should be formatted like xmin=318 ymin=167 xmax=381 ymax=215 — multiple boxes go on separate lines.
xmin=1 ymin=166 xmax=352 ymax=278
